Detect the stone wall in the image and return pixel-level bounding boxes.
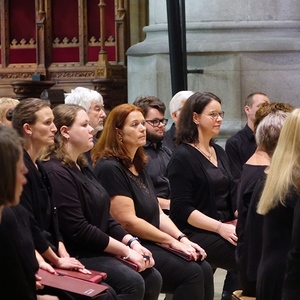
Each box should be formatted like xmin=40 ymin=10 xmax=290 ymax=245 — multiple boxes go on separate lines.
xmin=127 ymin=0 xmax=300 ymax=145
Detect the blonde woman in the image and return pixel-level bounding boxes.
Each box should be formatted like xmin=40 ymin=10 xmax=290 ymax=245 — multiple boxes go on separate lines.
xmin=0 ymin=97 xmax=19 ymax=126
xmin=256 ymin=108 xmax=300 ymax=300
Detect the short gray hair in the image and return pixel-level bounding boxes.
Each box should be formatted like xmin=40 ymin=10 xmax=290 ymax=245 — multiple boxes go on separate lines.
xmin=169 ymin=91 xmax=194 ymax=114
xmin=64 ymin=87 xmax=103 ymax=112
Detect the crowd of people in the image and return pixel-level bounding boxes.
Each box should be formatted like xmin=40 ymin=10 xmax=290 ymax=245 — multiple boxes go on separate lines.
xmin=0 ymin=87 xmax=299 ymax=300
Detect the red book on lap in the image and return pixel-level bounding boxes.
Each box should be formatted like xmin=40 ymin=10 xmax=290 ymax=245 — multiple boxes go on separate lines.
xmin=38 ymin=269 xmax=108 ymax=298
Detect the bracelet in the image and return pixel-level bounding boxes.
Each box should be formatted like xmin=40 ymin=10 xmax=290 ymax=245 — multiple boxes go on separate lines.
xmin=177 ymin=233 xmax=187 ymax=241
xmin=122 ymin=248 xmax=131 ymax=260
xmin=127 ymin=237 xmax=140 ymax=248
xmin=216 ymin=221 xmax=222 ymax=234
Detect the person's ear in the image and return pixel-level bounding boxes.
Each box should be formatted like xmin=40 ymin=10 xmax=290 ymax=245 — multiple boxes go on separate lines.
xmin=192 ymin=112 xmax=199 ymax=125
xmin=60 ymin=125 xmax=69 ymax=140
xmin=23 ymin=123 xmax=33 ymax=137
xmin=116 ymin=128 xmax=123 ymax=141
xmin=172 ymin=111 xmax=178 ymax=122
xmin=244 ymin=105 xmax=251 ymax=115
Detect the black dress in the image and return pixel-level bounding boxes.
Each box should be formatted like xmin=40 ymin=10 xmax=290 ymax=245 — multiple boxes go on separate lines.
xmin=20 ymin=150 xmax=61 ymax=254
xmin=167 ymin=144 xmax=236 ymax=271
xmin=236 ymin=164 xmax=267 ymax=296
xmin=282 ymin=196 xmax=300 ymax=299
xmin=94 ymin=157 xmax=214 ymax=300
xmin=256 ymin=192 xmax=297 ymax=300
xmin=0 ymin=205 xmax=38 ymax=300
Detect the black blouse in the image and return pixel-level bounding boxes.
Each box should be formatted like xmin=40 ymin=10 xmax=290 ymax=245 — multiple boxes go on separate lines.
xmin=94 ymin=157 xmax=160 ymax=229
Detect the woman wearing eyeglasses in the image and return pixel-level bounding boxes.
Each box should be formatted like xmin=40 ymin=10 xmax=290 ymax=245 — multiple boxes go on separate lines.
xmin=92 ymin=103 xmax=214 ymax=300
xmin=166 ymin=92 xmax=239 ymax=300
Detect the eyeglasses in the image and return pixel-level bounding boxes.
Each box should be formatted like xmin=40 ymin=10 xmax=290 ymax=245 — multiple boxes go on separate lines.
xmin=145 ymin=118 xmax=168 ymax=127
xmin=203 ymin=111 xmax=225 ymax=119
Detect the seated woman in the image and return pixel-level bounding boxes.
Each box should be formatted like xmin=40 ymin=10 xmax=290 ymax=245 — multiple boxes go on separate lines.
xmin=236 ymin=103 xmax=294 ymax=296
xmin=12 ymin=98 xmax=94 ymax=299
xmin=0 ymin=125 xmax=58 ymax=300
xmin=92 ymin=103 xmax=214 ymax=300
xmin=256 ymin=108 xmax=300 ymax=300
xmin=166 ymin=92 xmax=238 ymax=299
xmin=41 ymin=104 xmax=162 ymax=300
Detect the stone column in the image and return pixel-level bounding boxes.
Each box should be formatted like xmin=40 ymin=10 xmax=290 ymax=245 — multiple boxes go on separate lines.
xmin=127 ymin=0 xmax=300 ymax=143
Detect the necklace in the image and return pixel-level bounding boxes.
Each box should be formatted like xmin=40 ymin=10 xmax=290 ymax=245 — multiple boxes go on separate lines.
xmin=193 ymin=143 xmax=212 ymax=161
xmin=255 ymin=151 xmax=270 ymax=161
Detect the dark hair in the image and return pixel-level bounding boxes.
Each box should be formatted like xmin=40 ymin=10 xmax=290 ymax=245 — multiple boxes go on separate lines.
xmin=176 ymin=92 xmax=222 ymax=145
xmin=40 ymin=104 xmax=87 ymax=167
xmin=12 ymin=98 xmax=50 ymax=137
xmin=0 ymin=125 xmax=23 ymax=206
xmin=92 ymin=103 xmax=147 ymax=172
xmin=133 ymin=96 xmax=166 ymax=116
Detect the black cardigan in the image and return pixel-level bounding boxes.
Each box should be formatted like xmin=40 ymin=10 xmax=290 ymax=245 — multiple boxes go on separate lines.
xmin=20 ymin=150 xmax=61 ymax=254
xmin=42 ymin=157 xmax=128 ymax=257
xmin=167 ymin=143 xmax=235 ymax=234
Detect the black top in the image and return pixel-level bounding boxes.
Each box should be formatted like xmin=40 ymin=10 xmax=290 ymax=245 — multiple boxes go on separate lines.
xmin=0 ymin=205 xmax=38 ymax=300
xmin=256 ymin=191 xmax=297 ymax=300
xmin=282 ymin=195 xmax=300 ymax=299
xmin=94 ymin=157 xmax=160 ymax=230
xmin=236 ymin=164 xmax=267 ymax=264
xmin=20 ymin=150 xmax=61 ymax=254
xmin=167 ymin=143 xmax=235 ymax=235
xmin=43 ymin=157 xmax=128 ymax=257
xmin=225 ymin=124 xmax=256 ymax=181
xmin=163 ymin=123 xmax=177 ymax=151
xmin=144 ymin=140 xmax=172 ymax=199
xmin=242 ymin=176 xmax=265 ymax=283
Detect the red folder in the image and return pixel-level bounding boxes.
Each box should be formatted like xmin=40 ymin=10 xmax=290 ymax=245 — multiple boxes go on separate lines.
xmin=156 ymin=243 xmax=201 ymax=261
xmin=225 ymin=219 xmax=237 ymax=226
xmin=116 ymin=257 xmax=139 ymax=271
xmin=54 ymin=268 xmax=107 ymax=283
xmin=38 ymin=269 xmax=108 ymax=298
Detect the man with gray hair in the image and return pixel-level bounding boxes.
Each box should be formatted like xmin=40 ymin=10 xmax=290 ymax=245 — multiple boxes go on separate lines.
xmin=65 ymin=87 xmax=106 ymax=136
xmin=163 ymin=90 xmax=194 ymax=151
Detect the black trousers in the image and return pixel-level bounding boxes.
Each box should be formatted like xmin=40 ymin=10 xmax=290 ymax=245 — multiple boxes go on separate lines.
xmin=188 ymin=231 xmax=239 ymax=293
xmin=80 ymin=254 xmax=162 ymax=300
xmin=144 ymin=242 xmax=214 ymax=300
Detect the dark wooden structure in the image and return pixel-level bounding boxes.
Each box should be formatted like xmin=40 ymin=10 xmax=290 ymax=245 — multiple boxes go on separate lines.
xmin=0 ymin=0 xmax=148 ymax=108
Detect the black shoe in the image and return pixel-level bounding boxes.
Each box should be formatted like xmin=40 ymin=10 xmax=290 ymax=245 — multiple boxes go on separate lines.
xmin=221 ymin=290 xmax=232 ymax=300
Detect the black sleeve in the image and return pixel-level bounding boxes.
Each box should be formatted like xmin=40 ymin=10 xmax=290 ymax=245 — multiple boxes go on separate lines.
xmin=94 ymin=160 xmax=134 ymax=199
xmin=282 ymin=197 xmax=300 ymax=299
xmin=0 ymin=227 xmax=36 ymax=300
xmin=225 ymin=137 xmax=243 ymax=182
xmin=20 ymin=174 xmax=50 ymax=254
xmin=167 ymin=151 xmax=199 ymax=223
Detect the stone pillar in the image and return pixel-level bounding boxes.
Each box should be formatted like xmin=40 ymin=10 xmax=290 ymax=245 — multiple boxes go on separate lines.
xmin=127 ymin=0 xmax=300 ymax=143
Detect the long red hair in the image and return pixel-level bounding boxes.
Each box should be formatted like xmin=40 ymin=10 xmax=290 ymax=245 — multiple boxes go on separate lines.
xmin=91 ymin=103 xmax=147 ymax=172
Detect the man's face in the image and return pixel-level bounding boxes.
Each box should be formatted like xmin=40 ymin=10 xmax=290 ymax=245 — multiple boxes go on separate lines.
xmin=145 ymin=108 xmax=166 ymax=144
xmin=246 ymin=94 xmax=270 ymax=124
xmin=87 ymin=100 xmax=106 ymax=135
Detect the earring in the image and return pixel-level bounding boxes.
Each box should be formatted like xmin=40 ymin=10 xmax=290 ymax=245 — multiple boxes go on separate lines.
xmin=194 ymin=122 xmax=199 ymax=125
xmin=119 ymin=137 xmax=123 ymax=142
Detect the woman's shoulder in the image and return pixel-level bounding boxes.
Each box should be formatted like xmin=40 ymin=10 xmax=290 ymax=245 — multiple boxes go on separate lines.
xmin=94 ymin=157 xmax=120 ymax=172
xmin=42 ymin=156 xmax=71 ymax=175
xmin=172 ymin=143 xmax=194 ymax=157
